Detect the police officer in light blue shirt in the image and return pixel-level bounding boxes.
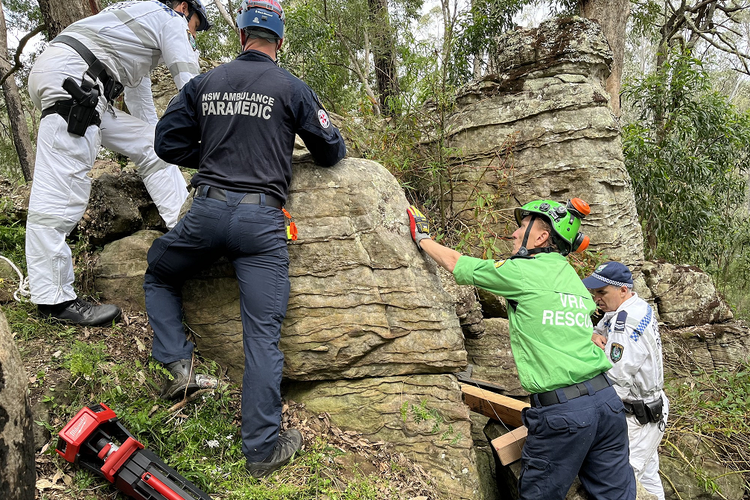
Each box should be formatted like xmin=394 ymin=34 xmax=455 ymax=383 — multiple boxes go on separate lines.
xmin=584 ymin=262 xmax=668 ymax=500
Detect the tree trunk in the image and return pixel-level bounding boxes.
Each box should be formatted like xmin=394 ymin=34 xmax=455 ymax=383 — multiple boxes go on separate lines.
xmin=37 ymin=0 xmax=100 ymax=40
xmin=0 ymin=310 xmax=36 ymax=500
xmin=367 ymin=0 xmax=400 ymax=117
xmin=0 ymin=0 xmax=35 ymax=181
xmin=581 ymin=0 xmax=630 ymax=117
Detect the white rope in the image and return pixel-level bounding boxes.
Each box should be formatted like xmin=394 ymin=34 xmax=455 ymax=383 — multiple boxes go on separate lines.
xmin=0 ymin=254 xmax=30 ymax=302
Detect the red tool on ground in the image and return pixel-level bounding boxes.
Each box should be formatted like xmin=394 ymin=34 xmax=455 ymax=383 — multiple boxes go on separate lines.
xmin=56 ymin=403 xmax=213 ymax=500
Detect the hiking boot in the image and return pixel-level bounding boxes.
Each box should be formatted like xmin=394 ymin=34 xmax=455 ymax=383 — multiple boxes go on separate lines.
xmin=245 ymin=429 xmax=303 ymax=479
xmin=160 ymin=359 xmax=218 ymax=400
xmin=38 ymin=298 xmax=121 ymax=326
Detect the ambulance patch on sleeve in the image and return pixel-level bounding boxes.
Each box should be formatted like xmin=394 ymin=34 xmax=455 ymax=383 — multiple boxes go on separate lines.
xmin=318 ymin=109 xmax=330 ymax=128
xmin=610 ymin=343 xmax=624 ymax=363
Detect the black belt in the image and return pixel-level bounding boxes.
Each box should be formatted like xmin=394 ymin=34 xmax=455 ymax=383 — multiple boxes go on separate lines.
xmin=41 ymin=99 xmax=101 ymax=127
xmin=197 ymin=185 xmax=282 ymax=209
xmin=531 ymin=373 xmax=611 ymax=407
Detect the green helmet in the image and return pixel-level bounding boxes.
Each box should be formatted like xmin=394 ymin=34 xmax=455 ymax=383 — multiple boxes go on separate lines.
xmin=513 ymin=198 xmax=591 ymax=256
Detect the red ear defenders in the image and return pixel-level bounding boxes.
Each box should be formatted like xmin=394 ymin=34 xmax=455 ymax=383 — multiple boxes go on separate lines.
xmin=568 ymin=198 xmax=590 ymax=253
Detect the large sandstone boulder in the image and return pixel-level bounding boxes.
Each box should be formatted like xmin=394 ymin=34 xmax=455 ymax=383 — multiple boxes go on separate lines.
xmin=662 ymin=322 xmax=750 ymax=377
xmin=180 ymin=158 xmax=467 ymax=381
xmin=463 ymin=318 xmax=526 ymax=396
xmin=0 ymin=310 xmax=36 ymax=500
xmin=93 ymin=157 xmax=476 ymax=497
xmin=286 ymin=374 xmax=480 ymax=499
xmin=641 ymin=261 xmax=732 ymax=327
xmin=94 ymin=230 xmax=164 ymax=312
xmin=438 ymin=17 xmax=644 ymax=264
xmin=80 ymin=170 xmax=167 ymax=246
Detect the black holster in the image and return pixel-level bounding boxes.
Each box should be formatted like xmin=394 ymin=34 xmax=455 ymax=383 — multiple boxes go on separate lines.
xmin=645 ymin=397 xmax=664 ymax=424
xmin=628 ymin=400 xmax=649 ymax=425
xmin=624 ymin=397 xmax=664 ymax=425
xmin=61 ymin=77 xmax=100 ymax=136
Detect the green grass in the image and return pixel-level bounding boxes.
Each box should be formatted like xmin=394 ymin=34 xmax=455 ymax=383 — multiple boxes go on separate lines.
xmin=3 ymin=301 xmax=76 ymax=341
xmin=3 ymin=299 xmax=422 ymax=500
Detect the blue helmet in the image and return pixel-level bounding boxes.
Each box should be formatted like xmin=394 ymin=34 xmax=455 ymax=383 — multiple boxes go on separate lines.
xmin=186 ymin=0 xmax=211 ymax=32
xmin=236 ymin=0 xmax=285 ymax=39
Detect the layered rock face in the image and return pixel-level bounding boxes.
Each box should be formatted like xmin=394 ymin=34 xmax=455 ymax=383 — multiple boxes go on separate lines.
xmin=95 ymin=158 xmax=479 ymax=499
xmin=286 ymin=375 xmax=478 ymax=500
xmin=440 ymin=17 xmax=644 ymax=265
xmin=179 ymin=158 xmax=467 ymax=382
xmin=641 ymin=261 xmax=733 ymax=326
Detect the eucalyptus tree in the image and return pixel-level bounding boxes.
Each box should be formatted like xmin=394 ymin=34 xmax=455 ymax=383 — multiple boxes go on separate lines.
xmin=623 ymin=51 xmax=750 ymax=273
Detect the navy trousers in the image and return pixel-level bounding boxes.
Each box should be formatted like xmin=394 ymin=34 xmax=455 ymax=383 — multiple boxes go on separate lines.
xmin=144 ymin=189 xmax=290 ymax=462
xmin=520 ymin=384 xmax=636 ymax=500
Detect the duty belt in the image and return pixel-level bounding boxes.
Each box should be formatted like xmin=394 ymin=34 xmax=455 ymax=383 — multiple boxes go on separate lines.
xmin=41 ymin=100 xmax=101 ymax=127
xmin=622 ymin=395 xmax=664 ymax=426
xmin=530 ymin=373 xmax=611 ymax=407
xmin=197 ymin=185 xmax=283 ymax=209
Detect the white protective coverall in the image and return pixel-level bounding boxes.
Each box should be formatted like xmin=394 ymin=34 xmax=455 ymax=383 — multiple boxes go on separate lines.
xmin=27 ymin=0 xmax=200 ymax=305
xmin=594 ymin=292 xmax=669 ymax=500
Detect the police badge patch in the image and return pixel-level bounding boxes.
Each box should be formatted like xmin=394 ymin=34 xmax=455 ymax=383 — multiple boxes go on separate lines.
xmin=610 ymin=343 xmax=624 ymax=363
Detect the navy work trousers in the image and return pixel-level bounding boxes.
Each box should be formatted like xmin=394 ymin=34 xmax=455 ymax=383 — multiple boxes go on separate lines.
xmin=144 ymin=189 xmax=290 ymax=462
xmin=520 ymin=383 xmax=636 ymax=500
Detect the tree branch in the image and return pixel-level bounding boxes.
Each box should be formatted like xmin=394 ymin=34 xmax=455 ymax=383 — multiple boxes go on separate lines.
xmin=212 ymin=0 xmax=239 ymax=36
xmin=336 ymin=32 xmax=380 ymax=115
xmin=0 ymin=24 xmax=47 ymax=86
xmin=680 ymin=9 xmax=750 ymax=75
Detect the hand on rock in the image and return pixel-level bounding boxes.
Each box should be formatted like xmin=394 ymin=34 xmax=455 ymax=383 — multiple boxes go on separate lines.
xmin=407 ymin=205 xmax=432 ymax=249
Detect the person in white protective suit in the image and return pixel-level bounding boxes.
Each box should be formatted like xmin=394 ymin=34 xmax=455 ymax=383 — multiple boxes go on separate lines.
xmin=583 ymin=262 xmax=669 ymax=500
xmin=26 ymin=0 xmax=211 ymax=326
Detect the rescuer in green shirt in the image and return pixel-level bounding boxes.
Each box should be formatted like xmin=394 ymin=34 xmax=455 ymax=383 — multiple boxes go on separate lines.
xmin=407 ymin=199 xmax=635 ymax=500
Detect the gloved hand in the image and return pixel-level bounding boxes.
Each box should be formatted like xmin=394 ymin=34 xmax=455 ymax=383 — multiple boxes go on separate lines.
xmin=407 ymin=205 xmax=432 ymax=249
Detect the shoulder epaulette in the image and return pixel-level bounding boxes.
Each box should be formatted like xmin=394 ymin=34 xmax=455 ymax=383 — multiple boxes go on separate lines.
xmin=614 ymin=310 xmax=628 ymax=333
xmin=613 ymin=305 xmax=654 ymax=342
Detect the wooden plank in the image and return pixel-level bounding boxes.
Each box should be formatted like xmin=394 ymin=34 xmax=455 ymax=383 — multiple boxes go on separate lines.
xmin=460 ymin=384 xmax=529 ymax=427
xmin=456 ymin=371 xmax=507 ymax=394
xmin=491 ymin=426 xmax=528 ymax=465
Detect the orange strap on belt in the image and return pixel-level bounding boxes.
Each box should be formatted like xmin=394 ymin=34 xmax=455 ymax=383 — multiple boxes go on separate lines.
xmin=282 ymin=208 xmax=297 ymax=241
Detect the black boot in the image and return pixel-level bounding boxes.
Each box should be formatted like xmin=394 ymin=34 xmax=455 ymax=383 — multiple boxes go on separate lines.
xmin=38 ymin=298 xmax=121 ymax=326
xmin=160 ymin=359 xmax=217 ymax=400
xmin=245 ymin=429 xmax=303 ymax=478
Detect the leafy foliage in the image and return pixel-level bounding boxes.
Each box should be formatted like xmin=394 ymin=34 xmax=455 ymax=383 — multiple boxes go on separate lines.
xmin=665 ymin=363 xmax=750 ymax=494
xmin=282 ymin=0 xmax=425 ymax=115
xmin=622 ymin=50 xmax=750 ymax=283
xmin=450 ymin=0 xmax=522 ymax=85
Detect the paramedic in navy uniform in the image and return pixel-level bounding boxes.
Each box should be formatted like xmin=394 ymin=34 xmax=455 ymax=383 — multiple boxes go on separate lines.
xmin=144 ymin=0 xmax=346 ymax=478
